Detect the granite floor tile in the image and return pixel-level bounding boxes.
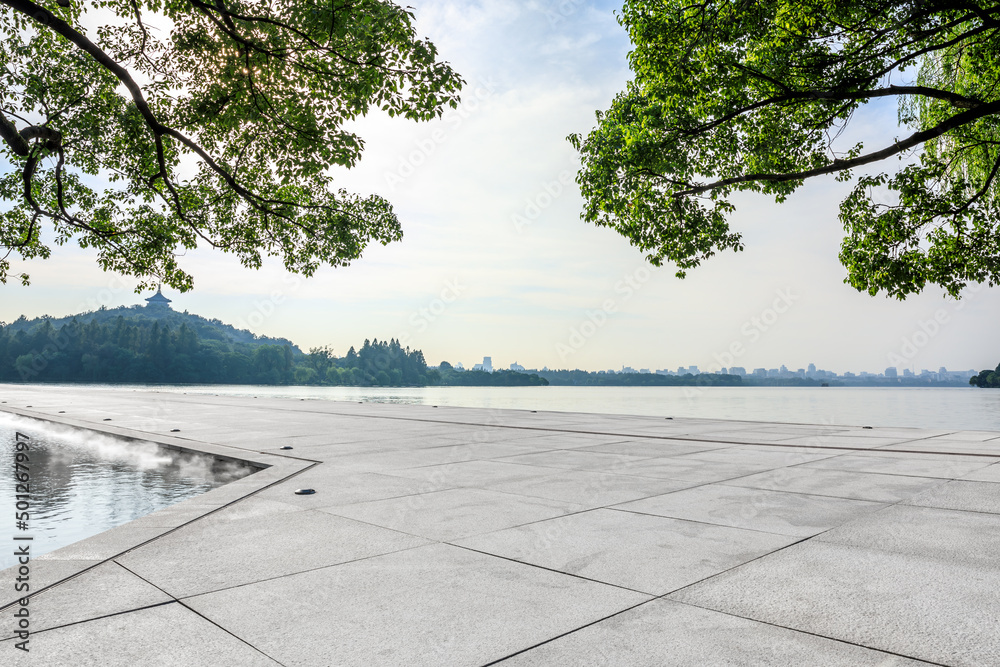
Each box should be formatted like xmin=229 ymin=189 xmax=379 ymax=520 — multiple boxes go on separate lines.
xmin=0 ymin=561 xmax=172 ymax=640
xmin=116 ymin=508 xmax=429 ymax=597
xmin=903 ymin=480 xmax=1000 ymax=514
xmin=816 ymin=504 xmax=1000 ymax=567
xmin=255 ymin=471 xmax=454 ymax=508
xmin=613 ymin=457 xmax=780 ymax=484
xmin=673 ymin=446 xmax=837 ymax=467
xmin=483 ymin=469 xmax=695 ymax=507
xmin=801 ymin=453 xmax=994 ymax=479
xmin=670 ymin=541 xmax=1000 ymax=667
xmin=323 ymin=487 xmax=585 ymax=541
xmin=0 ymin=559 xmax=99 ymax=610
xmin=719 ymin=467 xmax=945 ymax=503
xmin=3 ymin=601 xmax=283 ymax=666
xmin=960 ymin=462 xmax=1000 ymax=483
xmin=183 ymin=543 xmax=649 ymax=667
xmin=455 ymin=509 xmax=797 ymax=594
xmin=383 ymin=459 xmax=557 ymax=487
xmin=494 ymin=599 xmax=929 ymax=667
xmin=494 ymin=449 xmax=655 ymax=473
xmin=575 ymin=439 xmax=728 ymax=458
xmin=614 ymin=484 xmax=885 ymax=536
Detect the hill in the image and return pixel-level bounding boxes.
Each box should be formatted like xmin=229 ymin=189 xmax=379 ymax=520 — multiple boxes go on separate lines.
xmin=0 ymin=302 xmax=305 ymax=384
xmin=0 ymin=303 xmax=549 ymax=387
xmin=1 ymin=304 xmax=301 ymax=352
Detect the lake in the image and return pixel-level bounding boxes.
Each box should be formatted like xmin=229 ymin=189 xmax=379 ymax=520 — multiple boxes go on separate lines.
xmin=132 ymin=385 xmax=1000 ymax=432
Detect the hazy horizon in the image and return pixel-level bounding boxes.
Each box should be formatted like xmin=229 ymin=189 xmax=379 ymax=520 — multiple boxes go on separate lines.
xmin=2 ymin=0 xmax=998 ymax=375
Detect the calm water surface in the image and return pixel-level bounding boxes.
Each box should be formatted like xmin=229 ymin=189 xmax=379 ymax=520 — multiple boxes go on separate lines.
xmin=0 ymin=415 xmax=252 ymax=569
xmin=136 ymin=385 xmax=1000 ymax=431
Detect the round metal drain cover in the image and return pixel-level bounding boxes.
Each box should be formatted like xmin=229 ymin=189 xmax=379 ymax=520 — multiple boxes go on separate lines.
xmin=294 ymin=488 xmax=316 ymax=495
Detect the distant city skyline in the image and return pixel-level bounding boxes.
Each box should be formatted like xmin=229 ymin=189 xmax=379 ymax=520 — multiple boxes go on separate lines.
xmin=429 ymin=356 xmax=979 ymax=381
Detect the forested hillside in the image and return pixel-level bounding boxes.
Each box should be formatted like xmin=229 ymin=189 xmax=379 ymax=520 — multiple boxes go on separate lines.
xmin=0 ymin=308 xmax=544 ymax=387
xmin=0 ymin=314 xmax=302 ymax=384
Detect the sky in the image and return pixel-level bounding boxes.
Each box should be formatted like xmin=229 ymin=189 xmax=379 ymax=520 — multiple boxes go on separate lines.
xmin=2 ymin=0 xmax=998 ymax=375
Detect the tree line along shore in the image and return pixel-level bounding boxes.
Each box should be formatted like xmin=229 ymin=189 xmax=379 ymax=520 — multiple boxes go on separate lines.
xmin=0 ymin=307 xmax=990 ymax=388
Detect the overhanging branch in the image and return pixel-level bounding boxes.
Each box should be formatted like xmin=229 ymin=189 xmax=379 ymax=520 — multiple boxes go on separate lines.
xmin=672 ymin=100 xmax=1000 ymax=196
xmin=0 ymin=109 xmax=30 ymax=156
xmin=0 ymin=0 xmax=344 ymax=230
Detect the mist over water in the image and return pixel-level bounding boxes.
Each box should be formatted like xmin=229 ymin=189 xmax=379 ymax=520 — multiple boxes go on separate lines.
xmin=0 ymin=414 xmax=254 ymax=569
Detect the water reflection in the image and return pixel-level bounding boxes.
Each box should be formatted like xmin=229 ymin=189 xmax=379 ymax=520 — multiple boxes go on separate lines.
xmin=0 ymin=415 xmax=253 ymax=569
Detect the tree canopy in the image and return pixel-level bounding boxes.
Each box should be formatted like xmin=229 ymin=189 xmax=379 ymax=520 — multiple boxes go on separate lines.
xmin=970 ymin=362 xmax=1000 ymax=387
xmin=571 ymin=0 xmax=1000 ymax=298
xmin=0 ymin=0 xmax=461 ymax=291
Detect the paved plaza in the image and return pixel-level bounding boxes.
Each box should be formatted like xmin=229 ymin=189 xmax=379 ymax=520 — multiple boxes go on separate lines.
xmin=2 ymin=385 xmax=999 ymax=666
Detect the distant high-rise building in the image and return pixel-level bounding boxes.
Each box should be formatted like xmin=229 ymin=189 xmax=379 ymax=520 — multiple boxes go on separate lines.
xmin=509 ymin=361 xmax=525 ymax=371
xmin=482 ymin=356 xmax=493 ymax=373
xmin=807 ymin=363 xmax=816 ymax=374
xmin=729 ymin=367 xmax=746 ymax=376
xmin=885 ymin=367 xmax=898 ymax=378
xmin=752 ymin=368 xmax=767 ymax=377
xmin=903 ymin=369 xmax=914 ymax=377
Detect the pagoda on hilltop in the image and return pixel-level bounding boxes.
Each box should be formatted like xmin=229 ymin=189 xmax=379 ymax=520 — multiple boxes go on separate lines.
xmin=144 ymin=287 xmax=172 ymax=310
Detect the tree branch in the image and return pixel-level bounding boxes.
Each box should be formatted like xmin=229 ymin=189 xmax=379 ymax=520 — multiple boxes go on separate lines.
xmin=0 ymin=0 xmax=344 ymax=231
xmin=671 ymin=100 xmax=1000 ymax=196
xmin=0 ymin=109 xmax=30 ymax=156
xmin=678 ymin=85 xmax=984 ymax=137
